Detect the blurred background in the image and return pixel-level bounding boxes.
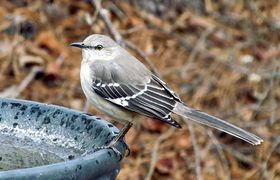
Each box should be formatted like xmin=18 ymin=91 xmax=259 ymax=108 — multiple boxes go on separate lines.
xmin=0 ymin=0 xmax=279 ymax=179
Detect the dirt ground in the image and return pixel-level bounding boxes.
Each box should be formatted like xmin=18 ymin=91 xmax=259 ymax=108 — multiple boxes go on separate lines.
xmin=0 ymin=0 xmax=279 ymax=179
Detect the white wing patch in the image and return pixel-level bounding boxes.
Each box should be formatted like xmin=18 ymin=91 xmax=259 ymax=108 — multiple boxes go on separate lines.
xmin=110 ymin=98 xmax=129 ymax=106
xmin=99 ymin=83 xmax=120 ymax=87
xmin=107 ymin=83 xmax=120 ymax=87
xmin=100 ymin=79 xmax=151 ymax=107
xmin=107 ymin=83 xmax=148 ymax=107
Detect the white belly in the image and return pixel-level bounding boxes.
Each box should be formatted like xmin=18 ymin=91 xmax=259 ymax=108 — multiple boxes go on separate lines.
xmin=80 ymin=63 xmax=133 ymax=123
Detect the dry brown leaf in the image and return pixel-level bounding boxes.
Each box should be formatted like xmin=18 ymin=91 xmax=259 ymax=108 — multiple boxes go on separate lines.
xmin=128 ymin=16 xmax=144 ymax=27
xmin=175 ymin=133 xmax=191 ymax=149
xmin=239 ymin=107 xmax=254 ymax=121
xmin=253 ymin=47 xmax=279 ymax=61
xmin=189 ymin=16 xmax=216 ymax=29
xmin=36 ymin=32 xmax=63 ymax=57
xmin=46 ymin=61 xmax=60 ymax=76
xmin=210 ymin=30 xmax=231 ymax=47
xmin=156 ymin=157 xmax=174 ymax=175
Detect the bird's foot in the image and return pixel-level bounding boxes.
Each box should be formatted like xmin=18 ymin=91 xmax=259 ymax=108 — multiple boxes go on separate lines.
xmin=94 ymin=133 xmax=130 ymax=160
xmin=82 ymin=122 xmax=133 ymax=160
xmin=81 ymin=142 xmax=123 ymax=160
xmin=94 ymin=144 xmax=123 ymax=160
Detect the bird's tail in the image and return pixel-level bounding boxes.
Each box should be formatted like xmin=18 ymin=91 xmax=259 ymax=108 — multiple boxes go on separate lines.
xmin=173 ymin=102 xmax=263 ymax=145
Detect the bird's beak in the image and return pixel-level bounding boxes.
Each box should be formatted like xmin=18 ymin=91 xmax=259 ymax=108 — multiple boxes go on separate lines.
xmin=70 ymin=42 xmax=84 ymax=48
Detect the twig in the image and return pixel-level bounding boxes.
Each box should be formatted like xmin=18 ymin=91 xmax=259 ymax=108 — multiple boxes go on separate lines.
xmin=133 ymin=6 xmax=193 ymax=51
xmin=17 ymin=67 xmax=42 ymax=95
xmin=56 ymin=54 xmax=65 ymax=66
xmin=185 ymin=120 xmax=202 ymax=180
xmin=249 ymin=66 xmax=278 ymax=123
xmin=145 ymin=128 xmax=175 ymax=180
xmin=207 ymin=130 xmax=231 ymax=180
xmin=90 ymin=0 xmax=159 ymax=76
xmin=261 ymin=137 xmax=280 ymax=180
xmin=91 ymin=0 xmax=123 ymax=45
xmin=180 ymin=27 xmax=215 ymax=79
xmin=0 ymin=35 xmax=23 ymax=76
xmin=221 ymin=144 xmax=254 ymax=165
xmin=0 ymin=66 xmax=43 ymax=98
xmin=107 ymin=2 xmax=125 ymax=19
xmin=120 ymin=25 xmax=145 ymax=35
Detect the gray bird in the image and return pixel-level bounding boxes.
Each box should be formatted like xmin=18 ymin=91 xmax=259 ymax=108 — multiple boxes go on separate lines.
xmin=71 ymin=34 xmax=263 ymax=150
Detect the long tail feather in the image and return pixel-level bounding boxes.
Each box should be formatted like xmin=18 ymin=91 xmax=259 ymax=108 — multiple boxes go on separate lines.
xmin=173 ymin=102 xmax=263 ymax=145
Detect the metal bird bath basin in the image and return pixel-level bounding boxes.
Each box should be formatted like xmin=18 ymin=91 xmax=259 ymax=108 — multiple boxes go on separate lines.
xmin=0 ymin=98 xmax=126 ymax=180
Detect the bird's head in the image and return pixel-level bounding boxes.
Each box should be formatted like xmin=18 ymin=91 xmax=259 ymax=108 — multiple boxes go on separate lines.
xmin=70 ymin=34 xmax=120 ymax=62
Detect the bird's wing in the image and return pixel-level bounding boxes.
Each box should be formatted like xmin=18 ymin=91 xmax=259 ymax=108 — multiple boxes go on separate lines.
xmin=91 ymin=75 xmax=181 ymax=128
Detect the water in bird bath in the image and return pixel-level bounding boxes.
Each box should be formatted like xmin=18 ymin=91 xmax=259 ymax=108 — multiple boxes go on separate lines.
xmin=0 ymin=124 xmax=82 ymax=171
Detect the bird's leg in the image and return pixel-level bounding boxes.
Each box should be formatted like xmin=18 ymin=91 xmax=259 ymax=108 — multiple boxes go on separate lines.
xmin=86 ymin=121 xmax=133 ymax=160
xmin=108 ymin=121 xmax=133 ymax=147
xmin=105 ymin=121 xmax=133 ymax=158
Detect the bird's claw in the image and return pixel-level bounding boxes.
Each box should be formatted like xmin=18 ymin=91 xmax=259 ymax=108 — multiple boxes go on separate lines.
xmin=123 ymin=142 xmax=131 ymax=156
xmin=82 ymin=122 xmax=132 ymax=160
xmin=81 ymin=145 xmax=123 ymax=160
xmin=94 ymin=145 xmax=123 ymax=160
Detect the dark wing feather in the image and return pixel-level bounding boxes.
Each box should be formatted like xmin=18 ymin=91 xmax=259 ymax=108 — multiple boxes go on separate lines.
xmin=92 ymin=76 xmax=181 ymax=128
xmin=152 ymin=75 xmax=182 ymax=102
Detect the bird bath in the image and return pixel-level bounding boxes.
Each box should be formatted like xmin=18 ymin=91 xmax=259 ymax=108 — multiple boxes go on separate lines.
xmin=0 ymin=98 xmax=127 ymax=180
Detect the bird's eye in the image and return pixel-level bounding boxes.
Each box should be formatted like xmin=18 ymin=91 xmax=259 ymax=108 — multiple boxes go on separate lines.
xmin=94 ymin=45 xmax=103 ymax=50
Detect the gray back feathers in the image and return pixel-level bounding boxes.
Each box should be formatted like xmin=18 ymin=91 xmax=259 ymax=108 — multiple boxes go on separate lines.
xmin=89 ymin=48 xmax=151 ymax=85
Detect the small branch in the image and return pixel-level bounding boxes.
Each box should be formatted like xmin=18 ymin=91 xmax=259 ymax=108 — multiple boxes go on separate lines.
xmin=91 ymin=0 xmax=124 ymax=45
xmin=261 ymin=137 xmax=280 ymax=179
xmin=0 ymin=66 xmax=43 ymax=98
xmin=207 ymin=130 xmax=231 ymax=180
xmin=0 ymin=35 xmax=23 ymax=76
xmin=133 ymin=7 xmax=193 ymax=51
xmin=145 ymin=128 xmax=175 ymax=180
xmin=221 ymin=144 xmax=254 ymax=165
xmin=17 ymin=67 xmax=42 ymax=95
xmin=185 ymin=121 xmax=202 ymax=180
xmin=250 ymin=66 xmax=278 ymax=123
xmin=55 ymin=54 xmax=65 ymax=67
xmin=90 ymin=0 xmax=159 ymax=76
xmin=180 ymin=27 xmax=215 ymax=79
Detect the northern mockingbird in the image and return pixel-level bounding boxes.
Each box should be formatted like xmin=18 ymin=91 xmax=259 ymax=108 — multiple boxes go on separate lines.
xmin=71 ymin=34 xmax=263 ymax=150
